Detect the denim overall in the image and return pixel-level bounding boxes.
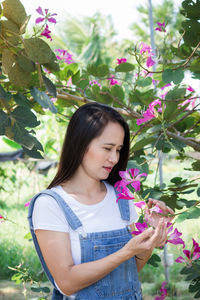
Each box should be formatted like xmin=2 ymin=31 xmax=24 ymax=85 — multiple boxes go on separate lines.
xmin=28 ymin=189 xmax=143 ymax=300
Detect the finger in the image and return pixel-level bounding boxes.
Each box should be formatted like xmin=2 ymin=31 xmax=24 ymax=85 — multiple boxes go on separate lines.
xmin=137 ymin=227 xmax=154 ymax=241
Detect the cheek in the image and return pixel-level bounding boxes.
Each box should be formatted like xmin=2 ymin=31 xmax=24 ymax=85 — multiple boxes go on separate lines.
xmin=83 ymin=148 xmax=105 ymax=164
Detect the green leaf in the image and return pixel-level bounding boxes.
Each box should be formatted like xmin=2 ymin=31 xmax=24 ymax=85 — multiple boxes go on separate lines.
xmin=11 ymin=106 xmax=40 ymax=128
xmin=162 ymin=69 xmax=173 ymax=83
xmin=165 ymin=87 xmax=186 ymax=101
xmin=162 ymin=68 xmax=184 ymax=84
xmin=8 ymin=63 xmax=31 ymax=87
xmin=163 ymin=101 xmax=178 ymax=120
xmin=24 ymin=232 xmax=32 ymax=240
xmin=13 ymin=93 xmax=31 ymax=108
xmin=176 ymin=207 xmax=200 ymax=222
xmin=137 ymin=77 xmax=152 ymax=87
xmin=72 ymin=70 xmax=80 ymax=85
xmin=2 ymin=0 xmax=27 ymax=27
xmin=11 ymin=123 xmax=35 ymax=150
xmin=0 ymin=109 xmax=10 ymax=135
xmin=2 ymin=137 xmax=21 ymax=149
xmin=1 ymin=19 xmax=19 ymax=46
xmin=197 ymin=187 xmax=200 ymax=197
xmin=147 ymin=253 xmax=161 ymax=267
xmin=76 ymin=78 xmax=89 ymax=89
xmin=87 ymin=64 xmax=109 ymax=77
xmin=172 ymin=69 xmax=184 ymax=84
xmin=111 ymin=85 xmax=124 ymax=101
xmin=31 ymin=287 xmax=42 ymax=293
xmin=42 ymin=75 xmax=57 ymax=98
xmin=115 ymin=62 xmax=135 ymax=72
xmin=132 ymin=137 xmax=156 ymax=152
xmin=96 ymin=64 xmax=109 ymax=77
xmin=22 ymin=145 xmax=43 ymax=159
xmin=192 ymin=160 xmax=200 ymax=171
xmin=0 ymin=84 xmax=7 ymax=100
xmin=31 ymin=87 xmax=57 ymax=114
xmin=16 ymin=52 xmax=35 ymax=73
xmin=24 ymin=38 xmax=53 ymax=64
xmin=40 ymin=287 xmax=50 ymax=293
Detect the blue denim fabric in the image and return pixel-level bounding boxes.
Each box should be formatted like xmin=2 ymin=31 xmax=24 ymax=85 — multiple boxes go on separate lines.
xmin=28 ymin=189 xmax=143 ymax=300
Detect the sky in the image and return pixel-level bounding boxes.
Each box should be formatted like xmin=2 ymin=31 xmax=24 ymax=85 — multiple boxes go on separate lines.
xmin=20 ymin=0 xmax=182 ymax=40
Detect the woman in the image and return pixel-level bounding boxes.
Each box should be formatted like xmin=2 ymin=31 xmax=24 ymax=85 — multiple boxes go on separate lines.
xmin=28 ymin=102 xmax=172 ymax=300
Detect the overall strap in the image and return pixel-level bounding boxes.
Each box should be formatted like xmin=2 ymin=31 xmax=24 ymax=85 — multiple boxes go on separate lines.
xmin=114 ymin=188 xmax=130 ymax=222
xmin=27 ymin=189 xmax=83 ymax=289
xmin=28 ymin=189 xmax=82 ymax=231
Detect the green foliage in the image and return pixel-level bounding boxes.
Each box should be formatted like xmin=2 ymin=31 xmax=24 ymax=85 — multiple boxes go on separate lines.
xmin=23 ymin=38 xmax=54 ymax=64
xmin=2 ymin=0 xmax=27 ymax=27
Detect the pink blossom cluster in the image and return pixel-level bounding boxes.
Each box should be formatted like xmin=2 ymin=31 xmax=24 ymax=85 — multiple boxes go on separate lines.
xmin=89 ymin=80 xmax=101 ymax=87
xmin=117 ymin=58 xmax=127 ymax=64
xmin=155 ymin=22 xmax=166 ymax=33
xmin=155 ymin=281 xmax=168 ymax=300
xmin=107 ymin=75 xmax=119 ymax=86
xmin=0 ymin=215 xmax=5 ymax=223
xmin=139 ymin=42 xmax=156 ymax=68
xmin=114 ymin=168 xmax=147 ymax=202
xmin=175 ymin=238 xmax=200 ymax=266
xmin=136 ymin=99 xmax=163 ymax=126
xmin=35 ymin=7 xmax=57 ymax=40
xmin=179 ymin=85 xmax=197 ymax=110
xmin=55 ymin=49 xmax=74 ymax=64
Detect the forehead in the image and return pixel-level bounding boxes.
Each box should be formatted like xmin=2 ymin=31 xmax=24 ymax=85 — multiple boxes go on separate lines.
xmin=96 ymin=122 xmax=125 ymax=144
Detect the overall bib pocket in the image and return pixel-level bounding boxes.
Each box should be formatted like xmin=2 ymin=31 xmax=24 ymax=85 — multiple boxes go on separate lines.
xmin=93 ymin=242 xmax=135 ymax=298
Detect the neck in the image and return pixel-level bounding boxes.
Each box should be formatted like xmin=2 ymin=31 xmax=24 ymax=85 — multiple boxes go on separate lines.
xmin=61 ymin=170 xmax=104 ymax=197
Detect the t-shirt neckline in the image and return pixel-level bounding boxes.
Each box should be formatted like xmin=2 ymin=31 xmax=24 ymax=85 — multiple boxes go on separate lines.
xmin=56 ymin=181 xmax=109 ymax=209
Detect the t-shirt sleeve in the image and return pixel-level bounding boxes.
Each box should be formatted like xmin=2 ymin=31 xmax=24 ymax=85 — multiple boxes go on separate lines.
xmin=32 ymin=195 xmax=69 ymax=232
xmin=127 ymin=200 xmax=138 ymax=225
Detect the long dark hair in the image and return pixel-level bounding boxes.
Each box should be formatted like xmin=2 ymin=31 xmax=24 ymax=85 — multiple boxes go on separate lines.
xmin=48 ymin=102 xmax=130 ymax=188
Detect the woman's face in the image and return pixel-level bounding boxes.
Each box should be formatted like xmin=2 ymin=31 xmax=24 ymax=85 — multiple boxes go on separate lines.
xmin=79 ymin=121 xmax=125 ymax=181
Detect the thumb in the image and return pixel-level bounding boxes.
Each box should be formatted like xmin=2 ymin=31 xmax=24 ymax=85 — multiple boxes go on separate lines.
xmin=139 ymin=227 xmax=154 ymax=241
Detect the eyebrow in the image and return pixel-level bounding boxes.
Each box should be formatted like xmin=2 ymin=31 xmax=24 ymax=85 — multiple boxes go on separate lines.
xmin=103 ymin=143 xmax=123 ymax=148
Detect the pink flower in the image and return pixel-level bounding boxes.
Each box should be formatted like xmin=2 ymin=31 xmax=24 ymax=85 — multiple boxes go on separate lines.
xmin=0 ymin=214 xmax=5 ymax=223
xmin=160 ymin=83 xmax=171 ymax=90
xmin=146 ymin=56 xmax=155 ymax=68
xmin=117 ymin=58 xmax=127 ymax=64
xmin=107 ymin=75 xmax=119 ymax=86
xmin=35 ymin=6 xmax=57 ymax=24
xmin=155 ymin=281 xmax=168 ymax=300
xmin=136 ymin=99 xmax=163 ymax=125
xmin=24 ymin=201 xmax=30 ymax=207
xmin=41 ymin=25 xmax=52 ymax=40
xmin=167 ymin=227 xmax=185 ymax=248
xmin=131 ymin=222 xmax=148 ymax=235
xmin=55 ymin=49 xmax=74 ymax=64
xmin=150 ymin=204 xmax=163 ymax=214
xmin=155 ymin=22 xmax=166 ymax=32
xmin=140 ymin=42 xmax=152 ymax=55
xmin=179 ymin=98 xmax=197 ymax=110
xmin=50 ymin=98 xmax=57 ymax=103
xmin=118 ymin=168 xmax=147 ymax=192
xmin=116 ymin=187 xmax=135 ymax=203
xmin=89 ymin=80 xmax=101 ymax=87
xmin=176 ymin=238 xmax=200 ymax=265
xmin=187 ymin=85 xmax=194 ymax=92
xmin=134 ymin=201 xmax=146 ymax=209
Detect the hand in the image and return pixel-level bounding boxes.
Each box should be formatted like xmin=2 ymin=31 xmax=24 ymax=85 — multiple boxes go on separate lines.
xmin=124 ymin=218 xmax=168 ymax=258
xmin=145 ymin=198 xmax=174 ymax=228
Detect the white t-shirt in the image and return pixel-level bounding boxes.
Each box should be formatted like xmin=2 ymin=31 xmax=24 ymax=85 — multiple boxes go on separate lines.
xmin=32 ymin=181 xmax=138 ymax=265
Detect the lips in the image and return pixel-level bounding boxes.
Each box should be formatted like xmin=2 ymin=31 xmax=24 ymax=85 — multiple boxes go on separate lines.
xmin=103 ymin=167 xmax=113 ymax=173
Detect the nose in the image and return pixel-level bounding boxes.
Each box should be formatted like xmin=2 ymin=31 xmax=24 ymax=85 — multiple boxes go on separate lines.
xmin=108 ymin=150 xmax=119 ymax=165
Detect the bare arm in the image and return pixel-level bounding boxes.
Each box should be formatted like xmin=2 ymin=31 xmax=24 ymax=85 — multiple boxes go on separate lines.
xmin=35 ymin=218 xmax=167 ymax=295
